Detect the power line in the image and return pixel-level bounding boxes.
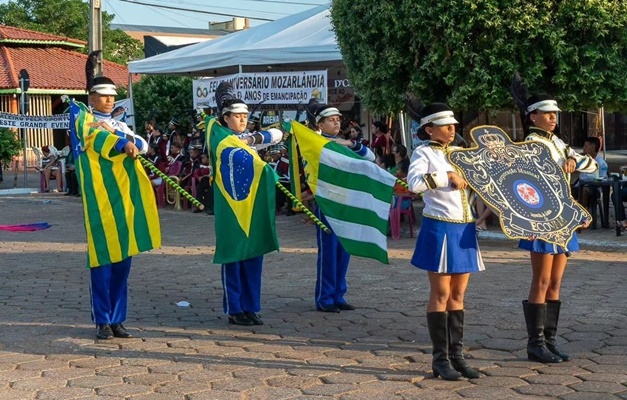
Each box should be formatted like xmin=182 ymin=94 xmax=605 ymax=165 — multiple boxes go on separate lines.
xmin=146 ymin=0 xmax=290 ymax=18
xmin=176 ymin=0 xmax=325 ymax=7
xmin=119 ymin=0 xmax=280 ymax=21
xmin=105 ymin=0 xmax=128 ymax=25
xmin=145 ymin=4 xmax=198 ymax=28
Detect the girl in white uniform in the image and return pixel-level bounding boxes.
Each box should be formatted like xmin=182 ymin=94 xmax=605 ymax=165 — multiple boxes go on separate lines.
xmin=518 ymin=94 xmax=596 ymax=364
xmin=407 ymin=103 xmax=484 ymax=381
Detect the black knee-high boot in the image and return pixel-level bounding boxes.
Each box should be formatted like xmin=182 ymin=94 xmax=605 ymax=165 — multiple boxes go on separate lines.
xmin=427 ymin=312 xmax=463 ymax=380
xmin=522 ymin=301 xmax=562 ymax=363
xmin=448 ymin=310 xmax=481 ymax=379
xmin=545 ymin=300 xmax=571 ymax=361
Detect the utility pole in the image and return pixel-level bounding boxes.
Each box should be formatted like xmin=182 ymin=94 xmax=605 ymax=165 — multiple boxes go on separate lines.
xmin=89 ymin=0 xmax=103 ymax=76
xmin=19 ymin=69 xmax=29 ymax=188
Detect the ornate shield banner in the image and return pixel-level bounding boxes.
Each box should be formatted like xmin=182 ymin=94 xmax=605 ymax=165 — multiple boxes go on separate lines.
xmin=448 ymin=125 xmax=590 ymax=249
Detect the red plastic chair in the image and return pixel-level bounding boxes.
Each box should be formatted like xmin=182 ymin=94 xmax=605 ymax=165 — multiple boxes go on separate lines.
xmin=389 ymin=195 xmax=417 ymax=240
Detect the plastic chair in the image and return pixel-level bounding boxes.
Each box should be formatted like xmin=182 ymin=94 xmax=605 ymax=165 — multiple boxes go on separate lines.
xmin=389 ymin=195 xmax=416 ymax=240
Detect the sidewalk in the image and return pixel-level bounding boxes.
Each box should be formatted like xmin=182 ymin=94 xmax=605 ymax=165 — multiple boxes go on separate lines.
xmin=0 ymin=193 xmax=625 ymax=399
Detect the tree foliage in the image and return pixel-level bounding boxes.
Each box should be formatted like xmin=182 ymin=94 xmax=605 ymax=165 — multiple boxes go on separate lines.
xmin=0 ymin=128 xmax=22 ymax=167
xmin=331 ymin=0 xmax=627 ymax=114
xmin=0 ymin=0 xmax=143 ymax=64
xmin=133 ymin=75 xmax=194 ymax=132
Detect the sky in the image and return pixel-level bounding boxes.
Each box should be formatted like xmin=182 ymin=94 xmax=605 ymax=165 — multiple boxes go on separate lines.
xmin=0 ymin=0 xmax=328 ymax=29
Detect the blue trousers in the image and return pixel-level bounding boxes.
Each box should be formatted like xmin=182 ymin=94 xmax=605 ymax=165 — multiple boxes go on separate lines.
xmin=222 ymin=256 xmax=263 ymax=315
xmin=90 ymin=257 xmax=132 ymax=325
xmin=315 ymin=206 xmax=351 ymax=308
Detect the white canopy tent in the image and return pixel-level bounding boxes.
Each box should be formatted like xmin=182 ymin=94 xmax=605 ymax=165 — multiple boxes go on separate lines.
xmin=127 ymin=4 xmax=343 ymax=76
xmin=126 ymin=4 xmax=410 ymax=145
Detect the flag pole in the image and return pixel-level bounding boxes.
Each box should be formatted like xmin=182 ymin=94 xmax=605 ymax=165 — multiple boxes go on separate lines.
xmin=137 ymin=156 xmax=204 ymax=210
xmin=275 ymin=182 xmax=330 ymax=234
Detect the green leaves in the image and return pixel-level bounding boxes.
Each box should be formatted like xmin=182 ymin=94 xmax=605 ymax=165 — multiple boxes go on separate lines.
xmin=331 ymin=0 xmax=627 ymax=113
xmin=133 ymin=75 xmax=194 ymax=133
xmin=0 ymin=128 xmax=22 ymax=167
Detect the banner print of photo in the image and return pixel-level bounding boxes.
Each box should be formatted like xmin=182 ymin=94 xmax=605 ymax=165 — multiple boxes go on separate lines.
xmin=448 ymin=126 xmax=591 ymax=249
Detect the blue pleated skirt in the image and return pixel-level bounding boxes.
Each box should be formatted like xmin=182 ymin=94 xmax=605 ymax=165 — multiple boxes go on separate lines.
xmin=518 ymin=233 xmax=579 ymax=254
xmin=411 ymin=217 xmax=485 ymax=274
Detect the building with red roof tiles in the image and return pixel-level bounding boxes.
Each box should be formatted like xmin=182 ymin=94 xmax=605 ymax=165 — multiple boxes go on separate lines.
xmin=0 ymin=25 xmax=134 ymax=151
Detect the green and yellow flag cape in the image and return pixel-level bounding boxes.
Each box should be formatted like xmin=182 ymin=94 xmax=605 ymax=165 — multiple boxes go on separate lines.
xmin=206 ymin=117 xmax=279 ymax=264
xmin=70 ymin=101 xmax=161 ymax=268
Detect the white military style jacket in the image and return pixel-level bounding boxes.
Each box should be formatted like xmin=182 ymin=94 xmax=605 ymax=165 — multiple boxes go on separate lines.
xmin=525 ymin=127 xmax=598 ymax=180
xmin=406 ymin=141 xmax=474 ymax=223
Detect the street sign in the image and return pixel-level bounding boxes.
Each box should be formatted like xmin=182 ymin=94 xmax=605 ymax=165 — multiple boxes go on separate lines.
xmin=19 ymin=69 xmax=29 ymax=92
xmin=19 ymin=69 xmax=29 ymax=114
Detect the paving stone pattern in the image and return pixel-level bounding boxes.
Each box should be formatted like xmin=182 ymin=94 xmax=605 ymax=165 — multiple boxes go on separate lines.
xmin=0 ymin=194 xmax=625 ymax=399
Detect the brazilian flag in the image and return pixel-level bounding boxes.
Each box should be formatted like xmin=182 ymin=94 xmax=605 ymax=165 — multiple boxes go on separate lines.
xmin=207 ymin=117 xmax=279 ymax=264
xmin=69 ymin=101 xmax=161 ymax=268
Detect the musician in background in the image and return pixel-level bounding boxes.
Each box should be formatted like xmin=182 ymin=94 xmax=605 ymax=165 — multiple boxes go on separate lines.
xmin=518 ymin=94 xmax=597 ymax=364
xmin=192 ymin=153 xmax=213 ymax=215
xmin=167 ymin=143 xmax=185 ymax=166
xmin=144 ymin=143 xmax=164 ymax=187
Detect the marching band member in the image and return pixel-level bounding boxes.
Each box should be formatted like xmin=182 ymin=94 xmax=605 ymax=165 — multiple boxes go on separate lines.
xmin=217 ymin=94 xmax=282 ymax=326
xmin=519 ymin=94 xmax=597 ymax=363
xmin=313 ymin=105 xmax=375 ymax=313
xmin=406 ymin=103 xmax=484 ymax=381
xmin=85 ymin=75 xmax=153 ymax=340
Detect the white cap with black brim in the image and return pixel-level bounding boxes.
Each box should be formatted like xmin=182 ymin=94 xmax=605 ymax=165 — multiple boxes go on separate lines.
xmin=526 ymin=100 xmax=561 ymax=114
xmin=315 ymin=106 xmax=341 ymax=124
xmin=90 ymin=83 xmax=117 ymax=96
xmin=420 ymin=110 xmax=459 ymax=127
xmin=222 ymin=102 xmax=249 ymax=115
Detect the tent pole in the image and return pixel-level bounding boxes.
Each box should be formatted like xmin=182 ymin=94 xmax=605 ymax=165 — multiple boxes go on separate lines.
xmin=398 ymin=112 xmax=407 ymax=147
xmin=128 ymin=73 xmax=136 ymax=131
xmin=600 ymin=106 xmax=606 ymax=159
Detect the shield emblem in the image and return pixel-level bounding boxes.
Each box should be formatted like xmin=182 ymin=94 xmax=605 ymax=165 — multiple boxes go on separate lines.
xmin=448 ymin=126 xmax=590 ymax=249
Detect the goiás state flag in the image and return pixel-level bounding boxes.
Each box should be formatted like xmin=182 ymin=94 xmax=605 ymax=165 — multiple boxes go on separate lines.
xmin=69 ymin=101 xmax=161 ymax=268
xmin=206 ymin=117 xmax=280 ymax=264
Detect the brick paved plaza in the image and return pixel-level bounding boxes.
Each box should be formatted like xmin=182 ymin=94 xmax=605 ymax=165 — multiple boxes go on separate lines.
xmin=0 ymin=193 xmax=625 ymax=400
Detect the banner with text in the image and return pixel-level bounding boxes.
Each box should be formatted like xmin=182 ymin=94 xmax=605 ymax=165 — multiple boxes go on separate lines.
xmin=0 ymin=112 xmax=69 ymax=129
xmin=193 ymin=71 xmax=327 ymax=109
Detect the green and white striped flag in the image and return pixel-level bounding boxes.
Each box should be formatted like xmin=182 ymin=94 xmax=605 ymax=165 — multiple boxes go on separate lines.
xmin=291 ymin=121 xmax=396 ymax=264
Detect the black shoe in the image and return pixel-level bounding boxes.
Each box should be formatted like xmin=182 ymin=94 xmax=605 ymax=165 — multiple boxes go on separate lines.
xmin=228 ymin=313 xmax=254 ymax=326
xmin=110 ymin=323 xmax=134 ymax=338
xmin=317 ymin=304 xmax=341 ymax=313
xmin=522 ymin=301 xmax=562 ymax=363
xmin=545 ymin=300 xmax=571 ymax=362
xmin=336 ymin=303 xmax=355 ymax=311
xmin=427 ymin=312 xmax=464 ymax=381
xmin=245 ymin=312 xmax=264 ymax=325
xmin=285 ymin=209 xmax=296 ymax=216
xmin=64 ymin=192 xmax=72 ymax=196
xmin=96 ymin=324 xmax=114 ymax=340
xmin=193 ymin=209 xmax=203 ymax=213
xmin=205 ymin=210 xmax=214 ymax=215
